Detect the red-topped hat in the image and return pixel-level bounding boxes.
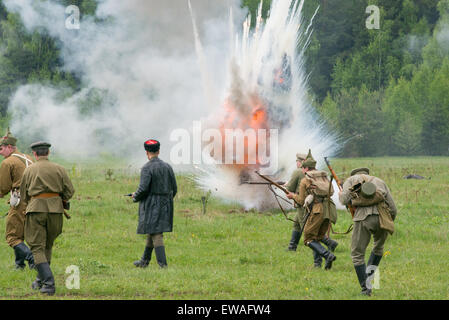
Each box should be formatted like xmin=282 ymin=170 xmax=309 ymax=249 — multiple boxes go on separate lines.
xmin=145 ymin=139 xmax=159 ymax=145
xmin=144 ymin=139 xmax=160 ymax=152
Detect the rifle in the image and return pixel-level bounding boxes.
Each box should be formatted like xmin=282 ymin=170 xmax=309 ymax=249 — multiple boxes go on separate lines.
xmin=255 ymin=171 xmax=299 ymax=205
xmin=241 ymin=181 xmax=285 ymax=185
xmin=324 ymin=157 xmax=355 ymax=218
xmin=297 ymin=203 xmax=312 ymax=241
xmin=254 ymin=171 xmax=299 ymax=222
xmin=324 ymin=157 xmax=354 ymax=235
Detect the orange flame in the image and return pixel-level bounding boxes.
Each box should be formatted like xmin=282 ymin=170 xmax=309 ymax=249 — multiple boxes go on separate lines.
xmin=212 ymin=93 xmax=271 ymax=174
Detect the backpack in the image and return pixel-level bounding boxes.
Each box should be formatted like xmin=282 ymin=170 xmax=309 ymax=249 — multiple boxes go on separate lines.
xmin=305 ymin=170 xmax=334 ymax=197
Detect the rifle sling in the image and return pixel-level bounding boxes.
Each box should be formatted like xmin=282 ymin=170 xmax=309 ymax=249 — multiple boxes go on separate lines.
xmin=268 ymin=185 xmax=295 ymax=222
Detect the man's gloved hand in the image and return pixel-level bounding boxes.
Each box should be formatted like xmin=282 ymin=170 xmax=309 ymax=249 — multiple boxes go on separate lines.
xmin=303 ymin=194 xmax=314 ymax=208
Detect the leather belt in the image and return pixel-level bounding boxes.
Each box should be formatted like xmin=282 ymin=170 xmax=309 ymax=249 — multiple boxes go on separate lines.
xmin=314 ymin=197 xmax=329 ymax=203
xmin=32 ymin=193 xmax=60 ymax=199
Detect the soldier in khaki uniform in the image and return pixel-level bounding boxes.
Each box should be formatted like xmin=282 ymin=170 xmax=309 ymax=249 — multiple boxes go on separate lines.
xmin=20 ymin=141 xmax=75 ymax=295
xmin=288 ymin=150 xmax=337 ymax=270
xmin=0 ymin=129 xmax=35 ymax=269
xmin=285 ymin=153 xmax=338 ymax=259
xmin=284 ymin=153 xmax=307 ymax=251
xmin=339 ymin=167 xmax=397 ymax=296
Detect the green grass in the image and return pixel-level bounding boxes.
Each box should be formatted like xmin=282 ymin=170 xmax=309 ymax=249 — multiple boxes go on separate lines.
xmin=0 ymin=156 xmax=448 ymax=300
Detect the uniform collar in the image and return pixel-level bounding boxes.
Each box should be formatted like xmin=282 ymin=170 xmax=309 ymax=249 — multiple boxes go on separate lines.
xmin=36 ymin=156 xmax=49 ymax=161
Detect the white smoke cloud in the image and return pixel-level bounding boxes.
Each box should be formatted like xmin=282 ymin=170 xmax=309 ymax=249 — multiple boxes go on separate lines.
xmin=4 ymin=0 xmax=341 ymax=209
xmin=4 ymin=0 xmax=243 ymax=162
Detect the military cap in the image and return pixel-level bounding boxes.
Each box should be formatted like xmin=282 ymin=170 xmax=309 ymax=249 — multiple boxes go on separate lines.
xmin=301 ymin=149 xmax=316 ymax=168
xmin=0 ymin=128 xmax=17 ymax=146
xmin=144 ymin=139 xmax=160 ymax=153
xmin=30 ymin=141 xmax=52 ymax=150
xmin=296 ymin=153 xmax=307 ymax=161
xmin=350 ymin=167 xmax=370 ymax=176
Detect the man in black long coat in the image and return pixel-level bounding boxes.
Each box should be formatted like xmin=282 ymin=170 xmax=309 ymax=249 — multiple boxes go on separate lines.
xmin=132 ymin=139 xmax=177 ymax=268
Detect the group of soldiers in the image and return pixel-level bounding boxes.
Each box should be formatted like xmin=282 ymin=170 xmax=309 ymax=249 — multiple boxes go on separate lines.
xmin=284 ymin=150 xmax=397 ymax=296
xmin=2 ymin=129 xmax=397 ymax=297
xmin=1 ymin=129 xmax=75 ymax=296
xmin=1 ymin=133 xmax=176 ymax=296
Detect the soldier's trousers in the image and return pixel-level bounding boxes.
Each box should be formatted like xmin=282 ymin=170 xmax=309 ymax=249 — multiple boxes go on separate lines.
xmin=303 ymin=211 xmax=330 ymax=245
xmin=351 ymin=214 xmax=389 ymax=266
xmin=146 ymin=233 xmax=164 ymax=248
xmin=24 ymin=212 xmax=63 ymax=265
xmin=292 ymin=208 xmax=306 ymax=232
xmin=5 ymin=202 xmax=27 ymax=248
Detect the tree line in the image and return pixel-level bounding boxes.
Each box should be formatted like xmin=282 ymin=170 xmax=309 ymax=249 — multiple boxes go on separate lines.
xmin=1 ymin=0 xmax=449 ymax=156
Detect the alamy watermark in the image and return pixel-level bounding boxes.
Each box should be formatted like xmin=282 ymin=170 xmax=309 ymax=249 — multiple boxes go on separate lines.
xmin=65 ymin=5 xmax=80 ymax=30
xmin=366 ymin=5 xmax=380 ymax=30
xmin=366 ymin=265 xmax=381 ymax=290
xmin=65 ymin=265 xmax=80 ymax=289
xmin=169 ymin=121 xmax=279 ymax=174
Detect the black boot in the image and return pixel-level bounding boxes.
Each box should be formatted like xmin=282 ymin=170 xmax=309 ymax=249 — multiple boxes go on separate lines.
xmin=313 ymin=250 xmax=322 ymax=268
xmin=31 ymin=275 xmax=42 ymax=290
xmin=354 ymin=264 xmax=371 ymax=296
xmin=32 ymin=261 xmax=50 ymax=290
xmin=154 ymin=246 xmax=168 ymax=268
xmin=367 ymin=252 xmax=382 ymax=268
xmin=320 ymin=237 xmax=338 ymax=252
xmin=366 ymin=252 xmax=382 ymax=279
xmin=14 ymin=242 xmax=35 ymax=270
xmin=13 ymin=244 xmax=26 ymax=270
xmin=287 ymin=230 xmax=301 ymax=251
xmin=307 ymin=241 xmax=336 ymax=270
xmin=134 ymin=246 xmax=153 ymax=268
xmin=36 ymin=262 xmax=55 ymax=296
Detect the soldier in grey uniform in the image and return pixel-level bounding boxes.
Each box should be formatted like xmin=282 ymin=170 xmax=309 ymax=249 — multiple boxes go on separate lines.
xmin=339 ymin=167 xmax=397 ymax=296
xmin=132 ymin=139 xmax=177 ymax=269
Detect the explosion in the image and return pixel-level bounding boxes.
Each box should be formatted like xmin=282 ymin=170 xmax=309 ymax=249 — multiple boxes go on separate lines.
xmin=191 ymin=0 xmax=338 ymax=210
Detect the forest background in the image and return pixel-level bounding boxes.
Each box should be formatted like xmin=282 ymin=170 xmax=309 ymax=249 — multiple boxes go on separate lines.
xmin=0 ymin=0 xmax=448 ymax=157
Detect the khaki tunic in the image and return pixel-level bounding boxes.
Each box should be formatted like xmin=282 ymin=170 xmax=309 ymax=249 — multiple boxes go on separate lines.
xmin=294 ymin=170 xmax=337 ymax=244
xmin=0 ymin=150 xmax=33 ymax=247
xmin=285 ymin=169 xmax=305 ymax=231
xmin=20 ymin=157 xmax=75 ymax=214
xmin=20 ymin=157 xmax=75 ymax=264
xmin=339 ymin=174 xmax=397 ymax=265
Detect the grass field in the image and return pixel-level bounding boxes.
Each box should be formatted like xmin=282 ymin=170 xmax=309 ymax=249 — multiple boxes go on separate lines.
xmin=0 ymin=156 xmax=448 ymax=300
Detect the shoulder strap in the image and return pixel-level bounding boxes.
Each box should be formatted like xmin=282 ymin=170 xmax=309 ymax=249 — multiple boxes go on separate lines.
xmin=12 ymin=153 xmax=33 ymax=168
